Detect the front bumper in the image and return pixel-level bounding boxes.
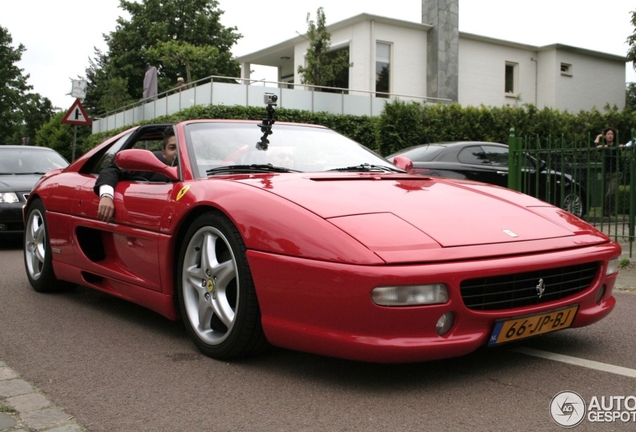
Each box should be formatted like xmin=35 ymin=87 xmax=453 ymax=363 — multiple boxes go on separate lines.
xmin=0 ymin=202 xmax=26 ymax=236
xmin=247 ymin=241 xmax=620 ymax=363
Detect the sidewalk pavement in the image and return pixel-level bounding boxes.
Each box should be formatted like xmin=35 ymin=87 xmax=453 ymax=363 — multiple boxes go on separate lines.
xmin=0 ymin=361 xmax=85 ymax=432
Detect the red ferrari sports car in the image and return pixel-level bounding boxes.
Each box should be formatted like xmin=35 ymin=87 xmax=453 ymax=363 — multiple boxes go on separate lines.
xmin=23 ymin=117 xmax=621 ymax=363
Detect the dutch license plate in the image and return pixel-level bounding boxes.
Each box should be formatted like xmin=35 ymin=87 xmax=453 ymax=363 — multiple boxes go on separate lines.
xmin=488 ymin=305 xmax=579 ymax=346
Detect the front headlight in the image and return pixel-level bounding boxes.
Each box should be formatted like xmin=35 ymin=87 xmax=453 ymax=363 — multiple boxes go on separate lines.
xmin=0 ymin=192 xmax=19 ymax=204
xmin=371 ymin=284 xmax=448 ymax=306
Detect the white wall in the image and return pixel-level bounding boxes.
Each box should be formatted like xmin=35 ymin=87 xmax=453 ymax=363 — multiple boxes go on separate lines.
xmin=292 ymin=19 xmax=428 ymax=98
xmin=366 ymin=20 xmax=427 ymax=98
xmin=458 ymin=38 xmax=538 ymax=108
xmin=552 ymin=49 xmax=625 ymax=112
xmin=459 ymin=36 xmax=625 ymax=111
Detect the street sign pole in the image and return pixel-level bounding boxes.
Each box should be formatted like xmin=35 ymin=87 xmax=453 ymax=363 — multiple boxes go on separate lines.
xmin=72 ymin=125 xmax=77 ymax=161
xmin=61 ymin=99 xmax=91 ymax=161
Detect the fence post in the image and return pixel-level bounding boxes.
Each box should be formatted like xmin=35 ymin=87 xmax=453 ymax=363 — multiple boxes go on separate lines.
xmin=629 ymin=130 xmax=636 ymax=256
xmin=508 ymin=127 xmax=522 ymax=191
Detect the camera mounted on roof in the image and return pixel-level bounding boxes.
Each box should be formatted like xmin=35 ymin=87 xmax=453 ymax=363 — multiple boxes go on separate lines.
xmin=264 ymin=93 xmax=278 ymax=105
xmin=256 ymin=93 xmax=278 ymax=150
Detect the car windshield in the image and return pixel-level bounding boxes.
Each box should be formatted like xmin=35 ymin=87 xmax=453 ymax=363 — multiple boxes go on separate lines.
xmin=184 ymin=122 xmax=398 ymax=177
xmin=0 ymin=148 xmax=69 ymax=174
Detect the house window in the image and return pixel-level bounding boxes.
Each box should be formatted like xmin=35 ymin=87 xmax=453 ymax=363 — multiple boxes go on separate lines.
xmin=505 ymin=62 xmax=518 ymax=95
xmin=560 ymin=63 xmax=572 ymax=77
xmin=376 ymin=42 xmax=391 ymax=97
xmin=324 ymin=46 xmax=350 ymax=94
xmin=281 ymin=74 xmax=294 ymax=90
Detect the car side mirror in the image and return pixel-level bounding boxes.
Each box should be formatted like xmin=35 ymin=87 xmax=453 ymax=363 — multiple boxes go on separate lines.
xmin=392 ymin=156 xmax=413 ymax=172
xmin=114 ymin=149 xmax=179 ymax=181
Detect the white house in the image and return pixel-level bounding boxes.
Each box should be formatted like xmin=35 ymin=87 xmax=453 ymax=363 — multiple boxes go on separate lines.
xmin=91 ymin=0 xmax=627 ymax=133
xmin=236 ymin=0 xmax=627 ymax=112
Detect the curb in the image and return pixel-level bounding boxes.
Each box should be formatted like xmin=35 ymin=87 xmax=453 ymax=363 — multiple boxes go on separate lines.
xmin=0 ymin=361 xmax=86 ymax=432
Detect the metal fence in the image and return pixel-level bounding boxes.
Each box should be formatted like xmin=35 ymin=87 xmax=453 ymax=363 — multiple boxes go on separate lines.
xmin=508 ymin=131 xmax=636 ymax=256
xmin=92 ymin=75 xmax=452 ymax=134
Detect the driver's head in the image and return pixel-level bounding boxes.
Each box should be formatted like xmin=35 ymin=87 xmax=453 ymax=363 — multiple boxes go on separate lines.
xmin=163 ymin=127 xmax=178 ymax=166
xmin=268 ymin=146 xmax=294 ymax=167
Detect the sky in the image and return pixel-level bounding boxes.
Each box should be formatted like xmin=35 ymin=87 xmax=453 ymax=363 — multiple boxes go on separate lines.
xmin=2 ymin=0 xmax=635 ymax=110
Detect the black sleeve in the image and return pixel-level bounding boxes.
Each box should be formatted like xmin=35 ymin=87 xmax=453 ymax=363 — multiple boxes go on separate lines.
xmin=93 ymin=166 xmax=125 ymax=196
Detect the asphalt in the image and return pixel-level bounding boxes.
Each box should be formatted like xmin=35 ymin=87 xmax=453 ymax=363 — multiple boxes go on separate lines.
xmin=1 ymin=235 xmax=635 ymax=432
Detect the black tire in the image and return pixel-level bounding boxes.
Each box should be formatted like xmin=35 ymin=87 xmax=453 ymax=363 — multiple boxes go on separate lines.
xmin=23 ymin=199 xmax=73 ymax=292
xmin=176 ymin=211 xmax=268 ymax=360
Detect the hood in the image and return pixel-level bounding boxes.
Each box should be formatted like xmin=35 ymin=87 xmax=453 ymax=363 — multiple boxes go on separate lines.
xmin=237 ymin=173 xmax=602 ymax=255
xmin=0 ymin=174 xmax=42 ymax=192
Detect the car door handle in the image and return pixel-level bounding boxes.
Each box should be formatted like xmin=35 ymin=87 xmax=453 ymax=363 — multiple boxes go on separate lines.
xmin=496 ymin=171 xmax=508 ymax=175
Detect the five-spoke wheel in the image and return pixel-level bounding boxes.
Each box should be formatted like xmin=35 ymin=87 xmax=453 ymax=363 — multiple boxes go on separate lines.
xmin=562 ymin=190 xmax=585 ymax=218
xmin=23 ymin=199 xmax=70 ymax=292
xmin=177 ymin=212 xmax=267 ymax=359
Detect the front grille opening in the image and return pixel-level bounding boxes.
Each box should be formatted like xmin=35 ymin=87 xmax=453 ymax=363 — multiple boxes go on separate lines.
xmin=460 ymin=262 xmax=599 ymax=311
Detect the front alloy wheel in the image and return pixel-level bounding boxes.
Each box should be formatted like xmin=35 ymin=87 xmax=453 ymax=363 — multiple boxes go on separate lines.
xmin=24 ymin=199 xmax=71 ymax=292
xmin=177 ymin=212 xmax=267 ymax=359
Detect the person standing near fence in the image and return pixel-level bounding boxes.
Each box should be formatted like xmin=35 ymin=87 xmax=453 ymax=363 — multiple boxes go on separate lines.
xmin=176 ymin=77 xmax=187 ymax=92
xmin=594 ymin=127 xmax=621 ymax=215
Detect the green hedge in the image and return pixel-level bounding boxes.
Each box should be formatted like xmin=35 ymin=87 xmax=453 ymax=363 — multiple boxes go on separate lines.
xmin=52 ymin=100 xmax=636 ymax=159
xmin=376 ymin=102 xmax=636 ymax=156
xmin=82 ymin=105 xmax=381 ymax=155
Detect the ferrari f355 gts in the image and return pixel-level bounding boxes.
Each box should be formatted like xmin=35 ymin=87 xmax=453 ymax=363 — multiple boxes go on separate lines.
xmin=23 ymin=119 xmax=620 ymax=363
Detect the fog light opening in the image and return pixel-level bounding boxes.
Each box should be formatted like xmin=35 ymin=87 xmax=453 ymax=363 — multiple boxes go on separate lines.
xmin=595 ymin=285 xmax=606 ymax=303
xmin=436 ymin=312 xmax=455 ymax=336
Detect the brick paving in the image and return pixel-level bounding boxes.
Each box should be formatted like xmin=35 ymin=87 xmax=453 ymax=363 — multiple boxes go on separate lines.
xmin=0 ymin=361 xmax=85 ymax=432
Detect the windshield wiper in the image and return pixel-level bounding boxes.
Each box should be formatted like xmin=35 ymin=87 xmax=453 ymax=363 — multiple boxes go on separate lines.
xmin=206 ymin=164 xmax=300 ymax=175
xmin=328 ymin=163 xmax=403 ymax=173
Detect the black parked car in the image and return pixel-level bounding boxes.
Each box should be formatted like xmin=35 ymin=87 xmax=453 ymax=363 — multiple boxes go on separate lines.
xmin=0 ymin=146 xmax=69 ymax=237
xmin=388 ymin=141 xmax=586 ymax=217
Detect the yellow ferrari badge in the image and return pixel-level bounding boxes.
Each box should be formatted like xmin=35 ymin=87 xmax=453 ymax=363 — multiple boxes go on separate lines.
xmin=176 ymin=185 xmax=190 ymax=201
xmin=206 ymin=278 xmax=215 ymax=294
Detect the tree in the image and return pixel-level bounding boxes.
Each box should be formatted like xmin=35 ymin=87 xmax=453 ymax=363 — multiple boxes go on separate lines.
xmin=146 ymin=40 xmax=224 ymax=85
xmin=627 ymin=10 xmax=636 ymax=75
xmin=83 ymin=48 xmax=136 ymax=115
xmin=85 ymin=0 xmax=242 ymax=115
xmin=297 ymin=8 xmax=351 ymax=89
xmin=0 ymin=25 xmax=32 ymax=143
xmin=35 ymin=113 xmax=75 ymax=160
xmin=0 ymin=25 xmax=55 ymax=145
xmin=9 ymin=94 xmax=56 ymax=145
xmin=626 ymin=82 xmax=636 ymax=112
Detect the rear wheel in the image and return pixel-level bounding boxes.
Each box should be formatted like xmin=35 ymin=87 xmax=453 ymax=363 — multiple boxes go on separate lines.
xmin=23 ymin=199 xmax=72 ymax=292
xmin=176 ymin=211 xmax=268 ymax=360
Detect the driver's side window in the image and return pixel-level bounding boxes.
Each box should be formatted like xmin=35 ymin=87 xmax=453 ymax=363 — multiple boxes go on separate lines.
xmin=89 ymin=128 xmax=172 ymax=176
xmin=131 ymin=138 xmax=164 ymax=153
xmin=89 ymin=132 xmax=133 ymax=175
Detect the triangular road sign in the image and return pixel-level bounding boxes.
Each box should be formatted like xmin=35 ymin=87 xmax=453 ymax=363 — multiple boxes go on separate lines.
xmin=62 ymin=98 xmax=91 ymax=125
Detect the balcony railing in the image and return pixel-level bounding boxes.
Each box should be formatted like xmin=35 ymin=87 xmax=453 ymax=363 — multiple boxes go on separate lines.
xmin=92 ymin=75 xmax=451 ymax=134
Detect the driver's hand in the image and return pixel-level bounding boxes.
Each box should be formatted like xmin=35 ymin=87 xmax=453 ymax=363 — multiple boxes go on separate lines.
xmin=98 ymin=195 xmax=115 ymax=222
